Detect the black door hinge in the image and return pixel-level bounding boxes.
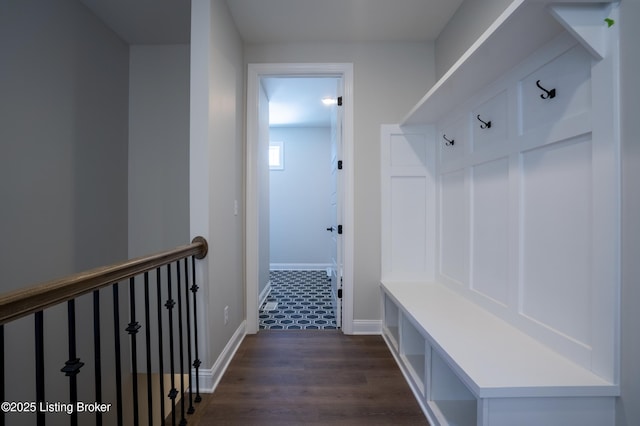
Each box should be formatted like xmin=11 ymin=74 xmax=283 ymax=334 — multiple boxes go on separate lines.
xmin=338 ymin=289 xmax=343 ymax=299
xmin=337 ymin=96 xmax=343 ymax=106
xmin=337 ymin=225 xmax=343 ymax=235
xmin=338 ymin=160 xmax=343 ymax=170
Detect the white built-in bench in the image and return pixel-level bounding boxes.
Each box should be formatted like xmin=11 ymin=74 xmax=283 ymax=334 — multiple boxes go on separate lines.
xmin=379 ymin=1 xmax=622 ymax=424
xmin=381 ymin=281 xmax=618 ymax=426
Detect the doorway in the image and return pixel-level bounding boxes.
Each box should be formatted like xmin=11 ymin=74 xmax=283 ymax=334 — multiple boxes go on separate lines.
xmin=262 ymin=77 xmax=339 ymax=330
xmin=246 ymin=63 xmax=354 ymax=334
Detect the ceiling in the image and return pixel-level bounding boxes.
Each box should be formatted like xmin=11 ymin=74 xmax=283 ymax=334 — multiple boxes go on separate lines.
xmin=226 ymin=0 xmax=464 ymax=44
xmin=263 ymin=77 xmax=339 ymax=128
xmin=80 ymin=0 xmax=464 ymax=127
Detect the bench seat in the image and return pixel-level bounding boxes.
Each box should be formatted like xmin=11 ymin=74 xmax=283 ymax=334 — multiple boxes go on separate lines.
xmin=381 ymin=280 xmax=618 ymax=425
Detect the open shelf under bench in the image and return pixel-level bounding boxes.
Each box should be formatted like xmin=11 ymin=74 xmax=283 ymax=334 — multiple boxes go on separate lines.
xmin=381 ymin=280 xmax=618 ymax=426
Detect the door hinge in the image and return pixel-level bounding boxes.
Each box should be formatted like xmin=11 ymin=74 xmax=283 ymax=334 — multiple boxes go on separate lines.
xmin=338 ymin=289 xmax=343 ymax=299
xmin=337 ymin=96 xmax=343 ymax=106
xmin=338 ymin=160 xmax=343 ymax=170
xmin=337 ymin=225 xmax=343 ymax=235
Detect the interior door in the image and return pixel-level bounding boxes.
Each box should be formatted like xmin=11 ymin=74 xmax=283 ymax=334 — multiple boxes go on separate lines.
xmin=329 ymin=81 xmax=343 ymax=329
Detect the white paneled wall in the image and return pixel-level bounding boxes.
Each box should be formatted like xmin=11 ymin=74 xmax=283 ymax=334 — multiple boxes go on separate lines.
xmin=471 ymin=157 xmax=510 ymax=306
xmin=382 ymin=30 xmax=619 ymax=382
xmin=381 ymin=127 xmax=436 ymax=282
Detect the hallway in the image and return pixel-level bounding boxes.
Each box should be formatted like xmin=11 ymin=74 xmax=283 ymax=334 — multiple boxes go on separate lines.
xmin=190 ymin=331 xmax=428 ymax=425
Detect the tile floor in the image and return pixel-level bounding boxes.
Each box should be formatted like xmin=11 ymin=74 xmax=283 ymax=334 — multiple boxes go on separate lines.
xmin=258 ymin=270 xmax=337 ymax=330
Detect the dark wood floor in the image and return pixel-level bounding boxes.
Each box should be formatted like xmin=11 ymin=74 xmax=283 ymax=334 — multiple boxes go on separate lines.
xmin=192 ymin=331 xmax=429 ymax=425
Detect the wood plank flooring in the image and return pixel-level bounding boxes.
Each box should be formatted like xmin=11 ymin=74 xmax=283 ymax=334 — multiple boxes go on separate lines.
xmin=192 ymin=331 xmax=429 ymax=426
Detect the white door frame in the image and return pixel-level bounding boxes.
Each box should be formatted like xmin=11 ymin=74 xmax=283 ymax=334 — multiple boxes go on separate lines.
xmin=246 ymin=63 xmax=354 ymax=334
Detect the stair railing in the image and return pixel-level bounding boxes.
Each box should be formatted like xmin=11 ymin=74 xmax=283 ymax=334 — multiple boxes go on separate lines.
xmin=0 ymin=236 xmax=208 ymax=426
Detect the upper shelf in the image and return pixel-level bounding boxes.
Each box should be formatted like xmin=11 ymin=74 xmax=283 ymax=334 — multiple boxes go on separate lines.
xmin=401 ymin=0 xmax=615 ymax=126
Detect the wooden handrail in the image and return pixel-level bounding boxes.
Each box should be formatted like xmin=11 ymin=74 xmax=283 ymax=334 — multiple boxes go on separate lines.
xmin=0 ymin=236 xmax=208 ymax=325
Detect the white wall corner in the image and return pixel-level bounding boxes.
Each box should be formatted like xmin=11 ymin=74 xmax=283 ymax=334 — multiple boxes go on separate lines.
xmin=195 ymin=320 xmax=246 ymax=393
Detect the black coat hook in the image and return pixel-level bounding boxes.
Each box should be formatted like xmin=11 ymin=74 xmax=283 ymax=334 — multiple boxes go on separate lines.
xmin=477 ymin=115 xmax=492 ymax=129
xmin=443 ymin=135 xmax=455 ymax=146
xmin=536 ymin=80 xmax=556 ymax=99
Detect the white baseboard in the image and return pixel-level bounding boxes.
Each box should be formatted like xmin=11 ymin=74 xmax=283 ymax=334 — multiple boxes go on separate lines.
xmin=351 ymin=320 xmax=382 ymax=335
xmin=259 ymin=281 xmax=271 ymax=308
xmin=195 ymin=320 xmax=246 ymax=393
xmin=270 ymin=263 xmax=331 ymax=271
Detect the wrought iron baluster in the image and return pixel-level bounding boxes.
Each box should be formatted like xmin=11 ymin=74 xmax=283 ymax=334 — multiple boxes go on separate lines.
xmin=113 ymin=284 xmax=123 ymax=426
xmin=143 ymin=273 xmax=153 ymax=426
xmin=156 ymin=268 xmax=166 ymax=424
xmin=190 ymin=256 xmax=202 ymax=403
xmin=166 ymin=264 xmax=177 ymax=426
xmin=176 ymin=262 xmax=186 ymax=426
xmin=0 ymin=325 xmax=3 ymax=426
xmin=93 ymin=291 xmax=103 ymax=426
xmin=127 ymin=277 xmax=141 ymax=425
xmin=184 ymin=258 xmax=195 ymax=415
xmin=61 ymin=300 xmax=84 ymax=426
xmin=35 ymin=311 xmax=45 ymax=426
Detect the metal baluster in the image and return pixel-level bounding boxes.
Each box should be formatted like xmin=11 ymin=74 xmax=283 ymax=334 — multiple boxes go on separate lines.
xmin=93 ymin=291 xmax=103 ymax=426
xmin=0 ymin=325 xmax=4 ymax=426
xmin=143 ymin=273 xmax=153 ymax=426
xmin=176 ymin=262 xmax=186 ymax=426
xmin=190 ymin=256 xmax=201 ymax=403
xmin=113 ymin=284 xmax=123 ymax=426
xmin=166 ymin=264 xmax=177 ymax=426
xmin=183 ymin=258 xmax=195 ymax=415
xmin=156 ymin=268 xmax=166 ymax=424
xmin=35 ymin=311 xmax=45 ymax=426
xmin=61 ymin=300 xmax=84 ymax=426
xmin=127 ymin=277 xmax=141 ymax=425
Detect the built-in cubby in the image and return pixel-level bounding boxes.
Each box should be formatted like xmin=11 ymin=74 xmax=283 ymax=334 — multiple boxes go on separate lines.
xmin=429 ymin=350 xmax=477 ymax=426
xmin=381 ymin=1 xmax=620 ymax=425
xmin=382 ymin=292 xmax=399 ymax=350
xmin=400 ymin=315 xmax=426 ymax=395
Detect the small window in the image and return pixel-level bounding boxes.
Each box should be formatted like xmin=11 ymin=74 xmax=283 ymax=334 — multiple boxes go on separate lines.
xmin=269 ymin=141 xmax=284 ymax=170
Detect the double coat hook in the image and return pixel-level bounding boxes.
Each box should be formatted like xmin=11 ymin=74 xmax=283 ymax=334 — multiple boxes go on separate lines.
xmin=536 ymin=80 xmax=556 ymax=99
xmin=476 ymin=115 xmax=492 ymax=129
xmin=443 ymin=135 xmax=455 ymax=146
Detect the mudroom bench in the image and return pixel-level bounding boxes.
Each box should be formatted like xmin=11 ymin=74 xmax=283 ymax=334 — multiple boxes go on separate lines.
xmin=380 ymin=280 xmax=618 ymax=426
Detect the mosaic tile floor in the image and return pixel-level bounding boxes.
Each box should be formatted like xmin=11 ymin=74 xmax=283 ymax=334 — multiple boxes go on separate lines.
xmin=259 ymin=270 xmax=337 ymax=330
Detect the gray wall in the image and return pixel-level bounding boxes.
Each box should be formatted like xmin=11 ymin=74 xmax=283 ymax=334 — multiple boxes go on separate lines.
xmin=0 ymin=0 xmax=129 ymax=290
xmin=128 ymin=44 xmax=190 ymax=376
xmin=128 ymin=44 xmax=190 ymax=257
xmin=618 ymin=1 xmax=640 ymax=425
xmin=434 ymin=0 xmax=514 ymax=79
xmin=245 ymin=41 xmax=436 ymax=321
xmin=190 ymin=0 xmax=245 ymax=368
xmin=0 ymin=0 xmax=129 ymax=424
xmin=269 ymin=127 xmax=332 ymax=267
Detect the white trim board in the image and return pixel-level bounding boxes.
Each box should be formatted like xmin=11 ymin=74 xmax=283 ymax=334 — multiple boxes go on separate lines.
xmin=258 ymin=281 xmax=271 ymax=308
xmin=352 ymin=320 xmax=382 ymax=335
xmin=246 ymin=62 xmax=355 ymax=335
xmin=269 ymin=263 xmax=331 ymax=271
